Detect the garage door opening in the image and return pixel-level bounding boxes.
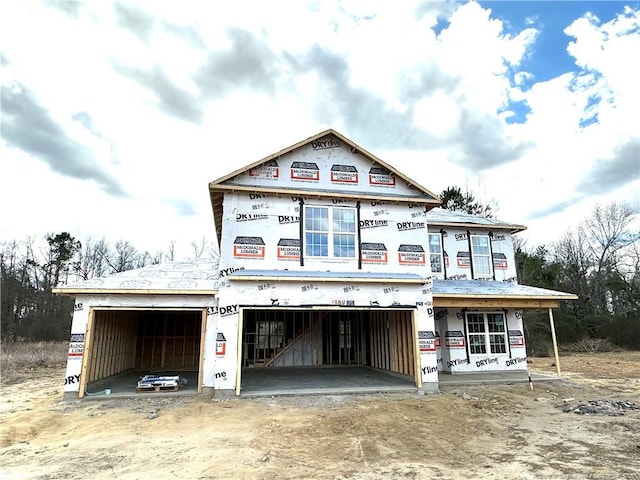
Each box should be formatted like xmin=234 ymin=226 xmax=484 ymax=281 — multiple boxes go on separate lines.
xmin=81 ymin=308 xmax=205 ymax=398
xmin=240 ymin=309 xmax=419 ymax=396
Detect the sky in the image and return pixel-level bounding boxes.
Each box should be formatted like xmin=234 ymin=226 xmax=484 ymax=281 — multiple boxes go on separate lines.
xmin=1 ymin=0 xmax=639 ymax=259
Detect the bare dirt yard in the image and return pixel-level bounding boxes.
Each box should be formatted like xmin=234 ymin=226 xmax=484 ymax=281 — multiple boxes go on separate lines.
xmin=1 ymin=351 xmax=639 ymax=479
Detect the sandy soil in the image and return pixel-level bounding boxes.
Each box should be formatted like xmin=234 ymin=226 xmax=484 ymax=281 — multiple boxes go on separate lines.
xmin=1 ymin=353 xmax=639 ymax=480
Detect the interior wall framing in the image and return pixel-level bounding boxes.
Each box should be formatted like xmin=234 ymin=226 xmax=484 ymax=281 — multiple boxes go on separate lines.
xmin=80 ymin=307 xmax=206 ymax=398
xmin=239 ymin=307 xmax=416 ymax=377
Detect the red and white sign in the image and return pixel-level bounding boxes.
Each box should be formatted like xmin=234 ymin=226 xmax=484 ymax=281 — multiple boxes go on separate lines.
xmin=368 ymin=167 xmax=396 ymax=186
xmin=249 ymin=165 xmax=279 ymax=179
xmin=445 ymin=331 xmax=465 ymax=348
xmin=277 ymin=239 xmax=300 ymax=260
xmin=361 ymin=243 xmax=388 ymax=264
xmin=398 ymin=245 xmax=426 ymax=265
xmin=330 ymin=164 xmax=358 ymax=184
xmin=291 ymin=161 xmax=320 ymax=181
xmin=233 ymin=236 xmax=265 ymax=258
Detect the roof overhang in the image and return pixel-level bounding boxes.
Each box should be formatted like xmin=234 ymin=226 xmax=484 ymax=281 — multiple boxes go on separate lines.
xmin=52 ymin=288 xmax=218 ymax=296
xmin=228 ymin=270 xmax=428 ymax=284
xmin=432 ymin=295 xmax=574 ymax=309
xmin=209 ymin=183 xmax=440 ymax=206
xmin=429 ymin=221 xmax=527 ymax=234
xmin=432 ymin=279 xmax=578 ymax=309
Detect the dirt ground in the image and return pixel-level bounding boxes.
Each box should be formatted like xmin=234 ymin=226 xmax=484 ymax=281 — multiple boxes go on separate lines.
xmin=1 ymin=352 xmax=639 ymax=480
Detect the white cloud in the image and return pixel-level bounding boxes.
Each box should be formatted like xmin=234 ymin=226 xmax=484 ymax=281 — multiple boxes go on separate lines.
xmin=1 ymin=0 xmax=638 ymax=256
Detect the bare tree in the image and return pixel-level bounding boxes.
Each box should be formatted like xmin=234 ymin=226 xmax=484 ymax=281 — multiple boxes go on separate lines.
xmin=553 ymin=201 xmax=639 ymax=317
xmin=191 ymin=237 xmax=207 ymax=260
xmin=75 ymin=237 xmax=112 ymax=281
xmin=107 ymin=240 xmax=139 ymax=273
xmin=166 ymin=240 xmax=176 ymax=262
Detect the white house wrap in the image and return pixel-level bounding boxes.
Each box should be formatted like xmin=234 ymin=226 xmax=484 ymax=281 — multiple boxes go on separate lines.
xmin=55 ymin=129 xmax=576 ymax=399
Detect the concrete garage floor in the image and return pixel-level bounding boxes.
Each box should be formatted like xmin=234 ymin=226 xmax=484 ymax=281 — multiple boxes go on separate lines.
xmin=239 ymin=368 xmax=559 ymax=398
xmin=240 ymin=366 xmax=418 ymax=397
xmin=80 ymin=368 xmax=559 ymax=400
xmin=83 ymin=370 xmax=199 ymax=399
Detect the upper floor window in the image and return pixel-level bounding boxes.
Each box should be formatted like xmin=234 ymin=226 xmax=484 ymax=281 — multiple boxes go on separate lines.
xmin=305 ymin=206 xmax=356 ymax=259
xmin=471 ymin=235 xmax=492 ymax=277
xmin=428 ymin=233 xmax=443 ymax=274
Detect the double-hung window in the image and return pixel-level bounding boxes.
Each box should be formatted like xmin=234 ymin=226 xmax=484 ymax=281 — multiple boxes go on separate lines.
xmin=305 ymin=206 xmax=357 ymax=259
xmin=428 ymin=233 xmax=444 ymax=274
xmin=471 ymin=235 xmax=492 ymax=277
xmin=466 ymin=312 xmax=507 ymax=355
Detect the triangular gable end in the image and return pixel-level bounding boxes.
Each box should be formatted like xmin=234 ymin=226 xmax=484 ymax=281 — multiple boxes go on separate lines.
xmin=209 ymin=129 xmax=440 ymax=203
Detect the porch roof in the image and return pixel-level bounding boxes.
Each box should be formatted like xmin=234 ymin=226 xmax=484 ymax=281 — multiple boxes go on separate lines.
xmin=432 ymin=279 xmax=578 ymax=309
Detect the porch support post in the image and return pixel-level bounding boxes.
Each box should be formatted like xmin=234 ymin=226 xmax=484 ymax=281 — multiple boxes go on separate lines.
xmin=235 ymin=308 xmax=244 ymax=396
xmin=548 ymin=308 xmax=561 ymax=377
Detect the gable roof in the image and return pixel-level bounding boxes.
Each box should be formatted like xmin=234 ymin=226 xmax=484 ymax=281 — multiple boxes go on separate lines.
xmin=209 ymin=129 xmax=440 ymax=200
xmin=209 ymin=129 xmax=441 ymax=244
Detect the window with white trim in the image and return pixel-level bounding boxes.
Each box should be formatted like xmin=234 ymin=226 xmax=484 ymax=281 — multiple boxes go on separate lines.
xmin=305 ymin=205 xmax=357 ymax=259
xmin=466 ymin=312 xmax=507 ymax=355
xmin=471 ymin=235 xmax=492 ymax=277
xmin=428 ymin=233 xmax=443 ymax=274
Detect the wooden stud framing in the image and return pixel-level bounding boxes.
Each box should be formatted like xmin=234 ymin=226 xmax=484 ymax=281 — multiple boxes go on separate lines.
xmin=236 ymin=307 xmax=418 ymax=390
xmin=236 ymin=307 xmax=244 ymax=396
xmin=78 ymin=308 xmax=95 ymax=398
xmin=197 ymin=308 xmax=207 ymax=394
xmin=81 ymin=308 xmax=205 ymax=395
xmin=412 ymin=310 xmax=422 ymax=389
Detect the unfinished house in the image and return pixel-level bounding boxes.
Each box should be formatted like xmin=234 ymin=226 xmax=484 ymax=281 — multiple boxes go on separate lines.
xmin=56 ymin=129 xmax=576 ymax=399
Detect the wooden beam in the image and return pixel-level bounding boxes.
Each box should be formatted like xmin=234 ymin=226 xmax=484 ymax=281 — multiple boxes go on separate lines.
xmin=235 ymin=308 xmax=244 ymax=397
xmin=197 ymin=308 xmax=207 ymax=394
xmin=548 ymin=308 xmax=561 ymax=378
xmin=210 ymin=183 xmax=440 ymax=205
xmin=78 ymin=308 xmax=95 ymax=399
xmin=412 ymin=310 xmax=422 ymax=389
xmin=433 ymin=297 xmax=562 ymax=309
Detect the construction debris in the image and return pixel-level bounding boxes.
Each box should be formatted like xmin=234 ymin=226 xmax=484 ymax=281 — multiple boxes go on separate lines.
xmin=560 ymin=399 xmax=639 ymax=416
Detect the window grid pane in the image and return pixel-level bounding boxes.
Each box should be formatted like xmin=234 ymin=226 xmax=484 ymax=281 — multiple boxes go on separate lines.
xmin=474 ymin=256 xmax=492 ymax=275
xmin=333 ymin=234 xmax=355 ymax=258
xmin=333 ymin=209 xmax=356 ymax=233
xmin=489 ymin=334 xmax=506 ymax=354
xmin=469 ymin=334 xmax=486 ymax=354
xmin=305 ymin=207 xmax=328 ymax=232
xmin=487 ymin=314 xmax=505 ymax=332
xmin=306 ymin=232 xmax=328 ymax=257
xmin=467 ymin=314 xmax=485 ymax=333
xmin=471 ymin=236 xmax=490 ymax=254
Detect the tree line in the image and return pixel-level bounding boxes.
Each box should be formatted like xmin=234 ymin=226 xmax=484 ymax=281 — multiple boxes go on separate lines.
xmin=514 ymin=202 xmax=640 ymax=352
xmin=1 ymin=191 xmax=638 ymax=353
xmin=0 ymin=234 xmax=215 ymax=341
